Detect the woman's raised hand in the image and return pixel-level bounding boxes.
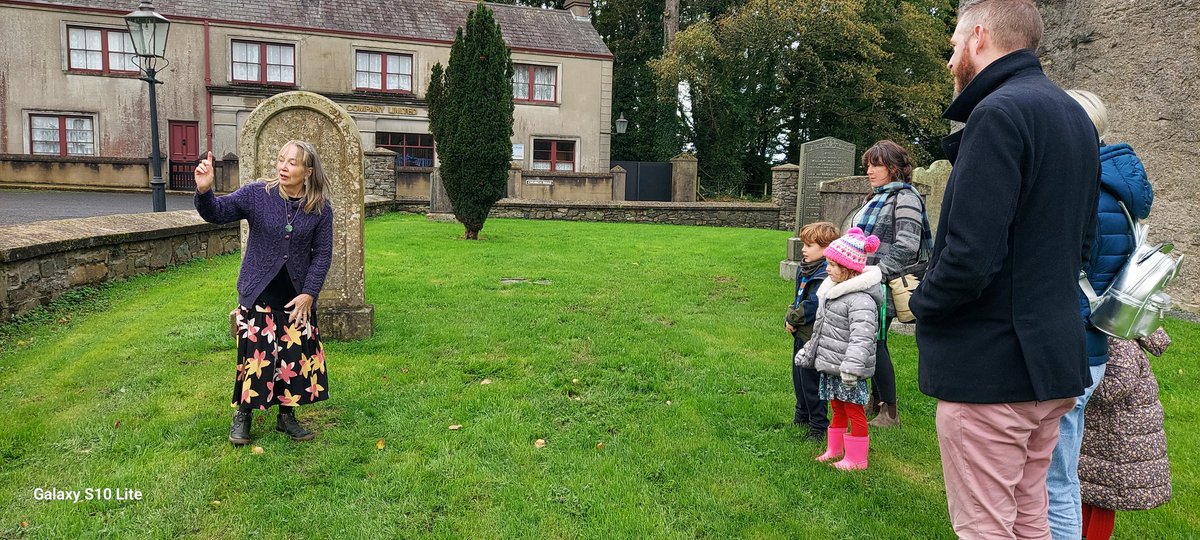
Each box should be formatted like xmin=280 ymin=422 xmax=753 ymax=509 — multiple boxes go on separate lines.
xmin=194 ymin=151 xmax=214 ymax=193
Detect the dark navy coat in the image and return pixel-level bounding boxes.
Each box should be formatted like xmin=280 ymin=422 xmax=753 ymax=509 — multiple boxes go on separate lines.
xmin=1079 ymin=143 xmax=1154 ymax=366
xmin=911 ymin=50 xmax=1101 ymax=403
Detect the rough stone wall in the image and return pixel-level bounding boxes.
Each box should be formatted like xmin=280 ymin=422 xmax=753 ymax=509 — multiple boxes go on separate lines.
xmin=364 ymin=150 xmax=397 ymax=200
xmin=1039 ymin=0 xmax=1200 ymax=311
xmin=370 ymin=198 xmax=784 ymax=230
xmin=1 ymin=212 xmax=238 ymax=322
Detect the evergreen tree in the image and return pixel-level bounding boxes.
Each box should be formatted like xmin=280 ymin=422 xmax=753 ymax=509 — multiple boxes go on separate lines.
xmin=427 ymin=2 xmax=515 ymax=240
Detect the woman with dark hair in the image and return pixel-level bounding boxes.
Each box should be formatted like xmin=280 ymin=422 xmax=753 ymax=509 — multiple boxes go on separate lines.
xmin=193 ymin=140 xmax=334 ymax=445
xmin=850 ymin=140 xmax=932 ymax=427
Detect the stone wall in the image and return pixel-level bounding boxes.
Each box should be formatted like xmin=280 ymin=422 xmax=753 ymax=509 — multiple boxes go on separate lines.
xmin=363 ymin=149 xmax=397 ymax=200
xmin=0 ymin=154 xmax=151 ymax=190
xmin=369 ymin=197 xmax=782 ymax=229
xmin=0 ymin=211 xmax=238 ymax=321
xmin=1039 ymin=0 xmax=1200 ymax=310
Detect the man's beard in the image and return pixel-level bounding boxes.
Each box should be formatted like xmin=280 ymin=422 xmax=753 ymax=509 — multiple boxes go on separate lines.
xmin=954 ymin=54 xmax=978 ymax=94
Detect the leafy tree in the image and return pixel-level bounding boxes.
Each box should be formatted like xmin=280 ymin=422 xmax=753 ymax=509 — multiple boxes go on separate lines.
xmin=653 ymin=0 xmax=952 ymax=197
xmin=427 ymin=2 xmax=515 ymax=240
xmin=593 ymin=0 xmax=682 ymax=162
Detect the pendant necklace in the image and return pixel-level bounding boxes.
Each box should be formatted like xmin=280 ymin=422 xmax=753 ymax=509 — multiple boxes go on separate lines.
xmin=285 ymin=197 xmax=298 ymax=233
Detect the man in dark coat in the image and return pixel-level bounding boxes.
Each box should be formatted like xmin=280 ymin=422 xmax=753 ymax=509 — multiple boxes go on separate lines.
xmin=909 ymin=1 xmax=1101 ymax=538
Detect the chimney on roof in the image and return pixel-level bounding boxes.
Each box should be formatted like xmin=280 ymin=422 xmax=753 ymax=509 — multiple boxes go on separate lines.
xmin=564 ymin=0 xmax=591 ymax=19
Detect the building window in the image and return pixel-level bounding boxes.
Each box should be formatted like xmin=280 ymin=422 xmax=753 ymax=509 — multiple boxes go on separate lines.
xmin=67 ymin=26 xmax=137 ymax=74
xmin=231 ymin=41 xmax=295 ymax=84
xmin=356 ymin=51 xmax=413 ymax=93
xmin=532 ymin=139 xmax=574 ymax=171
xmin=376 ymin=132 xmax=434 ymax=167
xmin=513 ymin=64 xmax=556 ymax=103
xmin=30 ymin=115 xmax=95 ymax=156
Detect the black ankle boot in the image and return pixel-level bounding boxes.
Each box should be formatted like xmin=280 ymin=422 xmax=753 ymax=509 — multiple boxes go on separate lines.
xmin=229 ymin=409 xmax=252 ymax=445
xmin=276 ymin=410 xmax=314 ymax=441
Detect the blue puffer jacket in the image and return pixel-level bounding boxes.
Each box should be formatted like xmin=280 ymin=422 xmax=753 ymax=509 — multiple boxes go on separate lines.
xmin=1080 ymin=143 xmax=1154 ymax=365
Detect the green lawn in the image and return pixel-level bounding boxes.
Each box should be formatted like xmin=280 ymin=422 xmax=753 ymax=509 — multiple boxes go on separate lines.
xmin=1 ymin=214 xmax=1196 ymax=538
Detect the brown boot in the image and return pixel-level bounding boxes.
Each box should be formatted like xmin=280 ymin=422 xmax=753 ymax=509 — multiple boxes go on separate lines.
xmin=868 ymin=403 xmax=900 ymax=428
xmin=865 ymin=386 xmax=882 ymax=419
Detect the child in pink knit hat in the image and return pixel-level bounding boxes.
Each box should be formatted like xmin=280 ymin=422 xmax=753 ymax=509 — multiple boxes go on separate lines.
xmin=795 ymin=227 xmax=885 ymax=470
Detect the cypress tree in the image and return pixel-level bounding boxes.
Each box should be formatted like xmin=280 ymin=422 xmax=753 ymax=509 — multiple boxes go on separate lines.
xmin=427 ymin=2 xmax=515 ymax=240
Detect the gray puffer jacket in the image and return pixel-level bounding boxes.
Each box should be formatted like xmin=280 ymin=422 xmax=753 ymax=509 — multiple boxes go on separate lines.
xmin=794 ymin=266 xmax=884 ymax=379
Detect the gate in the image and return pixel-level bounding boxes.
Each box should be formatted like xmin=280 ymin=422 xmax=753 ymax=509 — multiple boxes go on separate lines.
xmin=612 ymin=161 xmax=671 ymax=202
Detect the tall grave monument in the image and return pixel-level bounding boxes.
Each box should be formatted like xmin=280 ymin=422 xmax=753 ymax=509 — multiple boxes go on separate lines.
xmin=780 ymin=137 xmax=855 ymax=279
xmin=239 ymin=91 xmax=375 ymax=339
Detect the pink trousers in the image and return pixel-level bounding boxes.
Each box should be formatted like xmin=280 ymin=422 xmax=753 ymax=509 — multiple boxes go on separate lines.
xmin=936 ymin=398 xmax=1075 ymax=540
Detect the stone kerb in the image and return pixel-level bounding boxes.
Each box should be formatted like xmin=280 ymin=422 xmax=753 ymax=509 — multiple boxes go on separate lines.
xmin=239 ymin=91 xmax=373 ymax=339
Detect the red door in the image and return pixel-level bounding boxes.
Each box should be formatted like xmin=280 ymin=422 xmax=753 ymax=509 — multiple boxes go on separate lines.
xmin=168 ymin=121 xmax=200 ymax=190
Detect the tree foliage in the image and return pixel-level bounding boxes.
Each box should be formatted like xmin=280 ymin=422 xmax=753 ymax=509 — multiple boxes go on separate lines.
xmin=652 ymin=0 xmax=953 ymax=197
xmin=427 ymin=2 xmax=515 ymax=239
xmin=593 ymin=0 xmax=682 ymax=162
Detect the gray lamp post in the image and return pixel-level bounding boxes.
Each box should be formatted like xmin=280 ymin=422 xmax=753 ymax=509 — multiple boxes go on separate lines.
xmin=615 ymin=112 xmax=628 ymax=135
xmin=125 ymin=0 xmax=171 ymax=212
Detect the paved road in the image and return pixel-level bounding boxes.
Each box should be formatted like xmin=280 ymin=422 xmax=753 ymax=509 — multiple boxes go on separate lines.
xmin=0 ymin=189 xmax=196 ymax=226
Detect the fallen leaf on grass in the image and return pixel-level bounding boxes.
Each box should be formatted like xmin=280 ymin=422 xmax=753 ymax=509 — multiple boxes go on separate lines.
xmin=534 ymin=439 xmax=546 ymax=448
xmin=113 ymin=421 xmax=121 ymax=429
xmin=595 ymin=442 xmax=605 ymax=450
xmin=375 ymin=438 xmax=386 ymax=450
xmin=402 ymin=368 xmax=410 ymax=373
xmin=481 ymin=379 xmax=492 ymax=385
xmin=571 ymin=378 xmax=579 ymax=384
xmin=210 ymin=500 xmax=221 ymax=506
xmin=252 ymin=446 xmax=264 ymax=454
xmin=666 ymin=400 xmax=672 ymax=405
xmin=448 ymin=424 xmax=462 ymax=431
xmin=21 ymin=521 xmax=29 ymax=528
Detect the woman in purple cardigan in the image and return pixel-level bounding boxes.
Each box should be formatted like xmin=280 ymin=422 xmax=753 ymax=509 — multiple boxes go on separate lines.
xmin=193 ymin=140 xmax=334 ymax=445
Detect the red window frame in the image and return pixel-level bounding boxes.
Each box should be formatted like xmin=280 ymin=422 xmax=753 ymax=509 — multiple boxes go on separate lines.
xmin=29 ymin=114 xmax=95 ymax=156
xmin=230 ymin=40 xmax=295 ymax=85
xmin=532 ymin=139 xmax=575 ymax=172
xmin=513 ymin=64 xmax=557 ymax=103
xmin=375 ymin=132 xmax=435 ymax=166
xmin=355 ymin=51 xmax=414 ymax=93
xmin=66 ymin=26 xmax=137 ymax=75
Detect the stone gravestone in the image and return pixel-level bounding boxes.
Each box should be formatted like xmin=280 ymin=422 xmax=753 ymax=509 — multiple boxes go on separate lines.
xmin=912 ymin=159 xmax=951 ymax=235
xmin=427 ymin=168 xmax=458 ymax=223
xmin=779 ymin=137 xmax=855 ymax=279
xmin=239 ymin=91 xmax=374 ymax=340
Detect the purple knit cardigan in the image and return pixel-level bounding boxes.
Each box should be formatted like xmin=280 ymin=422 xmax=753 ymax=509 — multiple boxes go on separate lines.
xmin=194 ymin=182 xmax=334 ymax=309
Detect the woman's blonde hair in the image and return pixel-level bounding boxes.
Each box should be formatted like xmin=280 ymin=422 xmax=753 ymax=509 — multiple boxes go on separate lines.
xmin=265 ymin=140 xmax=331 ymax=214
xmin=1065 ymin=89 xmax=1109 ymax=144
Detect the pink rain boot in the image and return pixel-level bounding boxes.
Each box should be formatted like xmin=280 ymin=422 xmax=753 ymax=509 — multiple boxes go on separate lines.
xmin=815 ymin=427 xmax=845 ymax=462
xmin=833 ymin=434 xmax=869 ymax=470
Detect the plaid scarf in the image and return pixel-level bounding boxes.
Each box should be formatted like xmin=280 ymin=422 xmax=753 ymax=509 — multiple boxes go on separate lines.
xmin=856 ymin=181 xmax=909 ymax=235
xmin=857 ymin=182 xmax=934 ymax=262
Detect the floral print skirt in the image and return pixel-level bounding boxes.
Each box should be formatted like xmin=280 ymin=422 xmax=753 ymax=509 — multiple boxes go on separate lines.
xmin=818 ymin=373 xmax=869 ymax=405
xmin=232 ymin=305 xmax=329 ymax=410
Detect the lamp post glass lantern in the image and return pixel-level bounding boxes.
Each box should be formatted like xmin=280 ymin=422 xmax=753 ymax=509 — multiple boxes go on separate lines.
xmin=615 ymin=113 xmax=628 ymax=135
xmin=125 ymin=0 xmax=171 ymax=211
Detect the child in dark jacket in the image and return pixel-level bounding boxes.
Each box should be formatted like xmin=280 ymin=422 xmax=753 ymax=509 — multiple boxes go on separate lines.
xmin=786 ymin=222 xmax=840 ymax=440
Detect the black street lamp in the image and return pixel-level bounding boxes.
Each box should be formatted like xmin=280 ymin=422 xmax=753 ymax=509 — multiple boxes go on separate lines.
xmin=125 ymin=0 xmax=171 ymax=212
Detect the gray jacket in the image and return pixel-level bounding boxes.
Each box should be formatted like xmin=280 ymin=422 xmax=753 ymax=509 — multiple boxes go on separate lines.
xmin=794 ymin=266 xmax=884 ymax=379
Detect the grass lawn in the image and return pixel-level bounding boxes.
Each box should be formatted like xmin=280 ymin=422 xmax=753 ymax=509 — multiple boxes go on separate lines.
xmin=1 ymin=213 xmax=1196 ymax=538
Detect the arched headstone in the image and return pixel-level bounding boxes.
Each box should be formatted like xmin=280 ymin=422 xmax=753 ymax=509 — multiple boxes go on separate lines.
xmin=239 ymin=91 xmax=374 ymax=340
